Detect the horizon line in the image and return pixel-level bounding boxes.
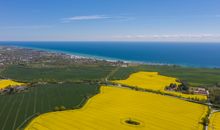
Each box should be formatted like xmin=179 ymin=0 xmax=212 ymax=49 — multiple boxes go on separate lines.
xmin=0 ymin=40 xmax=220 ymax=43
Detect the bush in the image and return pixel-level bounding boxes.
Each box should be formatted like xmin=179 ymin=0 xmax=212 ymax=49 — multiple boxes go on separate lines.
xmin=54 ymin=106 xmax=66 ymax=111
xmin=201 ymin=117 xmax=209 ymax=126
xmin=54 ymin=106 xmax=60 ymax=111
xmin=125 ymin=119 xmax=140 ymax=126
xmin=60 ymin=106 xmax=66 ymax=111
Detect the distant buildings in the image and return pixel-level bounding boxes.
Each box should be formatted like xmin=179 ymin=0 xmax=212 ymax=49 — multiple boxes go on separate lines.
xmin=0 ymin=46 xmax=130 ymax=67
xmin=193 ymin=88 xmax=209 ymax=95
xmin=165 ymin=83 xmax=209 ymax=96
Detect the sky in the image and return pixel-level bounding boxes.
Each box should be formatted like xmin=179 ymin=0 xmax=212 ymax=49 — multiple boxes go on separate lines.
xmin=0 ymin=0 xmax=220 ymax=42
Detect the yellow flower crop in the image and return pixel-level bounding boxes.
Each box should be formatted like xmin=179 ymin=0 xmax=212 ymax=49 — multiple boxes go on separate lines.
xmin=25 ymin=86 xmax=208 ymax=130
xmin=209 ymin=112 xmax=220 ymax=130
xmin=113 ymin=71 xmax=207 ymax=100
xmin=0 ymin=79 xmax=24 ymax=89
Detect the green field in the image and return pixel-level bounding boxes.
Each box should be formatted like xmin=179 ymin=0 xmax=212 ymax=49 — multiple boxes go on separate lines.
xmin=1 ymin=65 xmax=116 ymax=82
xmin=0 ymin=83 xmax=99 ymax=130
xmin=2 ymin=64 xmax=220 ymax=86
xmin=110 ymin=65 xmax=220 ymax=86
xmin=1 ymin=64 xmax=220 ymax=130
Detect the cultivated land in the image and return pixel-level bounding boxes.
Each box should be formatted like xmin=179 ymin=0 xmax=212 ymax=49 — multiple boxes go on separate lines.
xmin=109 ymin=65 xmax=220 ymax=106
xmin=209 ymin=112 xmax=220 ymax=130
xmin=1 ymin=65 xmax=115 ymax=82
xmin=0 ymin=80 xmax=24 ymax=89
xmin=0 ymin=83 xmax=99 ymax=130
xmin=109 ymin=65 xmax=220 ymax=86
xmin=1 ymin=47 xmax=220 ymax=130
xmin=25 ymin=86 xmax=208 ymax=130
xmin=113 ymin=72 xmax=207 ymax=100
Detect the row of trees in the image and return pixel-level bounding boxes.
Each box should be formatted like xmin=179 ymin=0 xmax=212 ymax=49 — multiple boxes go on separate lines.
xmin=53 ymin=106 xmax=66 ymax=111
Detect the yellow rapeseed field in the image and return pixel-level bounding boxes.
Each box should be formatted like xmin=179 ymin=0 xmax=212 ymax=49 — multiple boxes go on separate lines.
xmin=0 ymin=79 xmax=24 ymax=89
xmin=209 ymin=112 xmax=220 ymax=130
xmin=25 ymin=86 xmax=208 ymax=130
xmin=113 ymin=71 xmax=207 ymax=100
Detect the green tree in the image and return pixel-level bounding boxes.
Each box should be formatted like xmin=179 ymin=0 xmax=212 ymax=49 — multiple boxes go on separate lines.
xmin=60 ymin=106 xmax=66 ymax=111
xmin=54 ymin=106 xmax=60 ymax=111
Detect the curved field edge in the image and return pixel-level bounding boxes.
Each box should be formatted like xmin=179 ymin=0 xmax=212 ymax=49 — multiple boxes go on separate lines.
xmin=209 ymin=112 xmax=220 ymax=130
xmin=113 ymin=71 xmax=207 ymax=101
xmin=0 ymin=83 xmax=99 ymax=130
xmin=25 ymin=86 xmax=208 ymax=130
xmin=109 ymin=65 xmax=220 ymax=86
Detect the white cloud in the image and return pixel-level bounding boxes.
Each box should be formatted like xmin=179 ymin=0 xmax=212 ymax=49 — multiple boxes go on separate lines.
xmin=62 ymin=15 xmax=111 ymax=22
xmin=1 ymin=34 xmax=220 ymax=42
xmin=114 ymin=34 xmax=220 ymax=41
xmin=61 ymin=15 xmax=134 ymax=23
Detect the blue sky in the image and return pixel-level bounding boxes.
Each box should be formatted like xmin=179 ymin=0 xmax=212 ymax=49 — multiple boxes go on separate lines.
xmin=0 ymin=0 xmax=220 ymax=41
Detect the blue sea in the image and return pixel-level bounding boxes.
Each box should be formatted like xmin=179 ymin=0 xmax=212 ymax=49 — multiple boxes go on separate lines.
xmin=0 ymin=41 xmax=220 ymax=68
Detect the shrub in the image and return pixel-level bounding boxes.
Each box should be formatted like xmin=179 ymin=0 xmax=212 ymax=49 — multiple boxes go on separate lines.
xmin=60 ymin=106 xmax=66 ymax=111
xmin=54 ymin=106 xmax=60 ymax=111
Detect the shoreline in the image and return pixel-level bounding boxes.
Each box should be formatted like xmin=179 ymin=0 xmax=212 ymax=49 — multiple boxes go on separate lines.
xmin=6 ymin=45 xmax=173 ymax=66
xmin=1 ymin=45 xmax=219 ymax=69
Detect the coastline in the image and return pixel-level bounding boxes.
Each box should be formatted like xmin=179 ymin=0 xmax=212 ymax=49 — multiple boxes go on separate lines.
xmin=5 ymin=45 xmax=173 ymax=67
xmin=0 ymin=43 xmax=220 ymax=68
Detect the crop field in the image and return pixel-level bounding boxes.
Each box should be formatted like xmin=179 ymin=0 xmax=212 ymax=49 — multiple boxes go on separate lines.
xmin=113 ymin=71 xmax=207 ymax=100
xmin=25 ymin=86 xmax=208 ymax=130
xmin=114 ymin=71 xmax=180 ymax=90
xmin=109 ymin=65 xmax=220 ymax=86
xmin=209 ymin=112 xmax=220 ymax=130
xmin=2 ymin=64 xmax=220 ymax=86
xmin=0 ymin=83 xmax=99 ymax=130
xmin=0 ymin=80 xmax=25 ymax=89
xmin=0 ymin=65 xmax=116 ymax=82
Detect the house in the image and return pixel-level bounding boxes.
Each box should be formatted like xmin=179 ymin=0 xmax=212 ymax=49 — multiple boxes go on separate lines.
xmin=193 ymin=87 xmax=209 ymax=95
xmin=121 ymin=64 xmax=128 ymax=67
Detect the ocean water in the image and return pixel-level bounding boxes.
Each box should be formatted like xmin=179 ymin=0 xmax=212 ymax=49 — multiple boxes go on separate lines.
xmin=0 ymin=41 xmax=220 ymax=68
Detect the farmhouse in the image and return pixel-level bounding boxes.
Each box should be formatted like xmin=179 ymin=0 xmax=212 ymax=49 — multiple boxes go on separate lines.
xmin=193 ymin=88 xmax=209 ymax=96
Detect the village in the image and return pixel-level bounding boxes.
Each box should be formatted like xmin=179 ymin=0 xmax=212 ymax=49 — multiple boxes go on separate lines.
xmin=0 ymin=46 xmax=130 ymax=68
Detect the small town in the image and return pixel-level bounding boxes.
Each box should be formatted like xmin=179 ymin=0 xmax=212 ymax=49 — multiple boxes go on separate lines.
xmin=0 ymin=46 xmax=129 ymax=68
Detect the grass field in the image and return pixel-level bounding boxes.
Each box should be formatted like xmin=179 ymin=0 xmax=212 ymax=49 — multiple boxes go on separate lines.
xmin=0 ymin=83 xmax=99 ymax=130
xmin=110 ymin=65 xmax=220 ymax=86
xmin=0 ymin=65 xmax=116 ymax=82
xmin=209 ymin=112 xmax=220 ymax=130
xmin=2 ymin=64 xmax=220 ymax=87
xmin=113 ymin=71 xmax=207 ymax=100
xmin=25 ymin=86 xmax=208 ymax=130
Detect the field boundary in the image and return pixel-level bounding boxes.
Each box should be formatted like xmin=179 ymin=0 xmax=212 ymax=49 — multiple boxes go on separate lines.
xmin=16 ymin=112 xmax=40 ymax=130
xmin=109 ymin=81 xmax=209 ymax=105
